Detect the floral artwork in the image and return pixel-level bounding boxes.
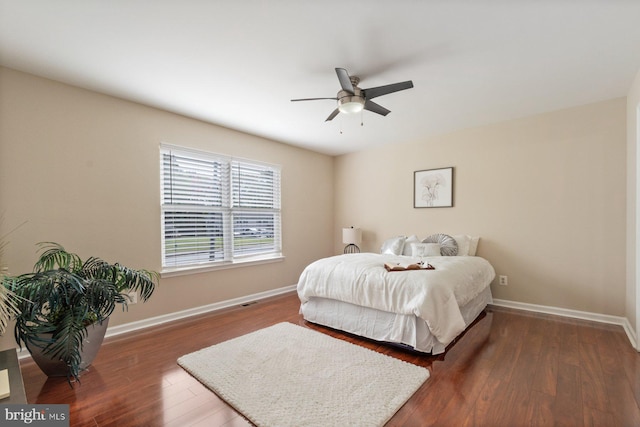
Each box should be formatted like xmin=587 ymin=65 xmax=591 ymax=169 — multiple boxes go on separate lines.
xmin=414 ymin=167 xmax=453 ymax=208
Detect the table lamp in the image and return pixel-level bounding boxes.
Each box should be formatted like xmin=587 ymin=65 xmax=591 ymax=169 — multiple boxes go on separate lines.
xmin=342 ymin=226 xmax=362 ymax=254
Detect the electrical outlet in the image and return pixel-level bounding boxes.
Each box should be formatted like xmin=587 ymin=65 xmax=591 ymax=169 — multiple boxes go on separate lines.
xmin=126 ymin=291 xmax=138 ymax=304
xmin=499 ymin=275 xmax=508 ymax=286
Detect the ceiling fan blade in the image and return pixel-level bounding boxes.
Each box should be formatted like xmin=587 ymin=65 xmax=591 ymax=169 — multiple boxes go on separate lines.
xmin=363 ymin=80 xmax=414 ymax=100
xmin=335 ymin=68 xmax=354 ymax=93
xmin=291 ymin=97 xmax=337 ymax=102
xmin=364 ymin=100 xmax=391 ymax=116
xmin=325 ymin=108 xmax=340 ymax=122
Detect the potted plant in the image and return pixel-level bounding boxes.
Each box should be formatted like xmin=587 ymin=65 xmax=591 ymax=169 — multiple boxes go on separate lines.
xmin=2 ymin=242 xmax=158 ymax=383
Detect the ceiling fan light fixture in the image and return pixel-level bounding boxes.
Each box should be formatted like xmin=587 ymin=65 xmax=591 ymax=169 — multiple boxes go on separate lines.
xmin=339 ymin=101 xmax=364 ymax=114
xmin=338 ymin=96 xmax=365 ymax=114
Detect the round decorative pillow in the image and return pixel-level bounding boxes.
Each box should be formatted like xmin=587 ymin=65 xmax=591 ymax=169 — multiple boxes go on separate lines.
xmin=422 ymin=233 xmax=458 ymax=256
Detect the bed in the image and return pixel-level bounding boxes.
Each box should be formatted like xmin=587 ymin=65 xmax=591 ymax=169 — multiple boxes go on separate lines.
xmin=297 ymin=235 xmax=495 ymax=354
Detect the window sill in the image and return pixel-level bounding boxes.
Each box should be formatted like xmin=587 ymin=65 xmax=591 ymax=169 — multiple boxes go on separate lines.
xmin=160 ymin=255 xmax=285 ymax=278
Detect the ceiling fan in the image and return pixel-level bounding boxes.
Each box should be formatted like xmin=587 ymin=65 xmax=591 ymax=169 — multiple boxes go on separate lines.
xmin=291 ymin=68 xmax=414 ymax=122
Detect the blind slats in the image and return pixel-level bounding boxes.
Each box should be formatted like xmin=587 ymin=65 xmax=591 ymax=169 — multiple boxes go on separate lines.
xmin=231 ymin=160 xmax=279 ymax=209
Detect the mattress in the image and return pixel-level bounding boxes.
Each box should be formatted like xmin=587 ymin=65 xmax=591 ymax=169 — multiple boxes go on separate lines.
xmin=300 ymin=285 xmax=492 ymax=354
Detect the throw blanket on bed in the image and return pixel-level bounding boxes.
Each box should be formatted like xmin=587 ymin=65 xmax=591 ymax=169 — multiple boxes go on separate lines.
xmin=297 ymin=253 xmax=495 ymax=347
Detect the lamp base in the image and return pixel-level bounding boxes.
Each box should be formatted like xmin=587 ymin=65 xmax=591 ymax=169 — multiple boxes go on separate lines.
xmin=343 ymin=244 xmax=360 ymax=254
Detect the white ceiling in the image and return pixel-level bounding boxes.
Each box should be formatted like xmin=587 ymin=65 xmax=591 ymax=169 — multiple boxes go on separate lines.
xmin=2 ymin=1 xmax=640 ymax=156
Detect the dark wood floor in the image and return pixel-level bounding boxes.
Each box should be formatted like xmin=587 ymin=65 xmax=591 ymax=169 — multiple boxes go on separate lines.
xmin=19 ymin=292 xmax=640 ymax=426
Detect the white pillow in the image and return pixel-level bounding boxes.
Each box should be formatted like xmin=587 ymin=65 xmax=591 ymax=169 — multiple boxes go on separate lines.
xmin=411 ymin=242 xmax=441 ymax=257
xmin=380 ymin=236 xmax=406 ymax=255
xmin=402 ymin=235 xmax=420 ymax=256
xmin=453 ymin=235 xmax=471 ymax=256
xmin=469 ymin=236 xmax=480 ymax=256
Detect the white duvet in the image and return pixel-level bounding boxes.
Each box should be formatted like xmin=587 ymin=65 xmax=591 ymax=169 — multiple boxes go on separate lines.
xmin=297 ymin=253 xmax=495 ymax=347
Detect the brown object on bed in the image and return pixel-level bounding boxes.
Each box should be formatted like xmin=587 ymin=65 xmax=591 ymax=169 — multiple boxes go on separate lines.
xmin=384 ymin=262 xmax=434 ymax=271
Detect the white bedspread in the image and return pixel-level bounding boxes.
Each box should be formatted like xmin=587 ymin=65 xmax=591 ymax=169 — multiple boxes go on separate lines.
xmin=297 ymin=253 xmax=495 ymax=347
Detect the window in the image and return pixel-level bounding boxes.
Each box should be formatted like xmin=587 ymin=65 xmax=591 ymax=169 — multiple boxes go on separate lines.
xmin=160 ymin=144 xmax=281 ymax=272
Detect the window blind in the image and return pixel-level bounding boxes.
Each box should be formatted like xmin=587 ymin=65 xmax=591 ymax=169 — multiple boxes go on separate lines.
xmin=161 ymin=145 xmax=281 ymax=270
xmin=231 ymin=161 xmax=281 ymax=258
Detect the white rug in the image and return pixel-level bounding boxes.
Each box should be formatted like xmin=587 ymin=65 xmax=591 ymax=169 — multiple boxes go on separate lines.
xmin=178 ymin=322 xmax=429 ymax=427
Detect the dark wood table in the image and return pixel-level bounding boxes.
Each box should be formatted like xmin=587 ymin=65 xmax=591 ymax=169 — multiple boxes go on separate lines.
xmin=0 ymin=348 xmax=27 ymax=404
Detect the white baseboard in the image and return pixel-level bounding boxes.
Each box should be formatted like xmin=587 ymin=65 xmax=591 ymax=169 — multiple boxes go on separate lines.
xmin=105 ymin=284 xmax=298 ymax=338
xmin=491 ymin=298 xmax=639 ymax=351
xmin=16 ymin=284 xmax=298 ymax=359
xmin=622 ymin=318 xmax=639 ymax=350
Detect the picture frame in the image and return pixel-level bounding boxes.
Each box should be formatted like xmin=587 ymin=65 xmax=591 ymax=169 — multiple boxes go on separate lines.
xmin=414 ymin=167 xmax=454 ymax=208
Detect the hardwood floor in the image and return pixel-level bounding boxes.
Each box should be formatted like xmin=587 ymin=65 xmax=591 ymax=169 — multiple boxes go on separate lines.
xmin=19 ymin=292 xmax=640 ymax=426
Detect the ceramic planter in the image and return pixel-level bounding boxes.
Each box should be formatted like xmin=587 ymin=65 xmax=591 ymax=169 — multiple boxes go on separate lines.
xmin=28 ymin=318 xmax=109 ymax=377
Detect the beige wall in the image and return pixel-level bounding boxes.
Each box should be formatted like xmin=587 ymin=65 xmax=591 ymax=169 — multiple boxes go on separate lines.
xmin=628 ymin=69 xmax=640 ymax=340
xmin=0 ymin=67 xmax=334 ymax=349
xmin=0 ymin=65 xmax=632 ymax=351
xmin=335 ymin=98 xmax=627 ymax=316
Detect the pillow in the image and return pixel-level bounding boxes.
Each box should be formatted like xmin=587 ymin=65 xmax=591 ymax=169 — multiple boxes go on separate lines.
xmin=452 ymin=235 xmax=471 ymax=256
xmin=422 ymin=233 xmax=458 ymax=256
xmin=468 ymin=236 xmax=480 ymax=256
xmin=402 ymin=235 xmax=420 ymax=256
xmin=380 ymin=236 xmax=406 ymax=255
xmin=411 ymin=242 xmax=441 ymax=257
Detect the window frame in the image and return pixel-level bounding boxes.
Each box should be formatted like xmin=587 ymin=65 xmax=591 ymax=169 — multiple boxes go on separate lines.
xmin=160 ymin=144 xmax=283 ymax=276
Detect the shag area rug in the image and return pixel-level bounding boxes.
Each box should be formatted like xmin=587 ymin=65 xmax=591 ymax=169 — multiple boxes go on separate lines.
xmin=178 ymin=322 xmax=429 ymax=427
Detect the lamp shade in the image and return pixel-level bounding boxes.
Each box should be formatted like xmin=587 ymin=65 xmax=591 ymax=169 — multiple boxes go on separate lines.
xmin=342 ymin=227 xmax=362 ymax=245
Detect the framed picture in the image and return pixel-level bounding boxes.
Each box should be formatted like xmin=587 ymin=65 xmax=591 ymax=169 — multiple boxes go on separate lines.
xmin=414 ymin=167 xmax=454 ymax=208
